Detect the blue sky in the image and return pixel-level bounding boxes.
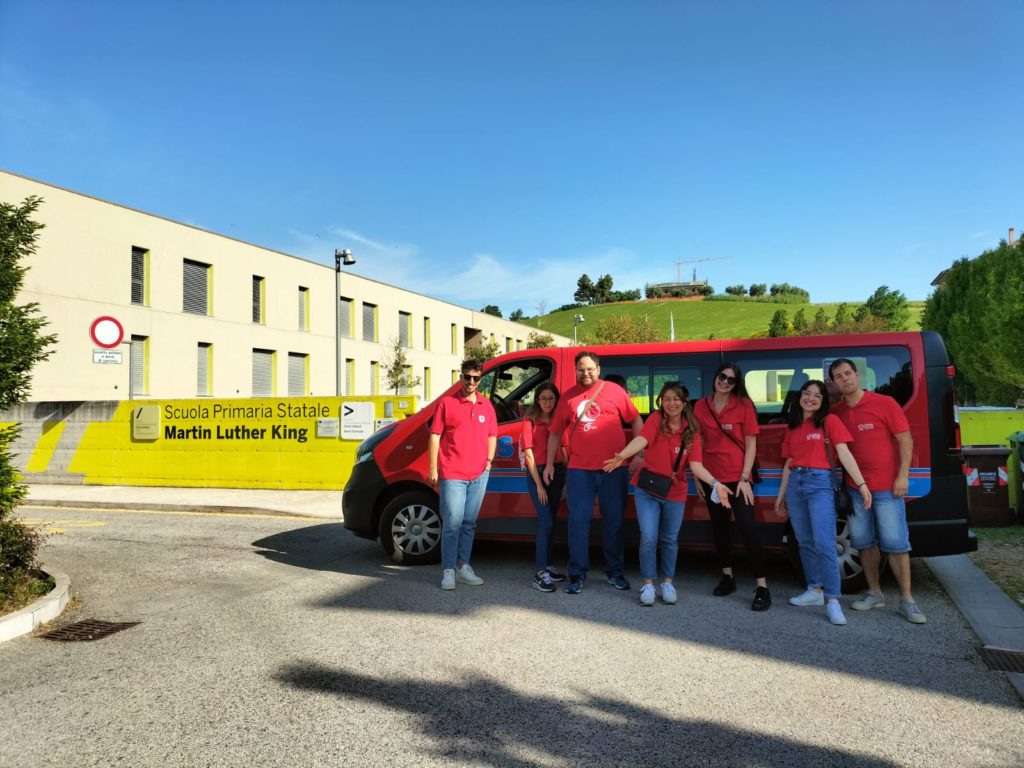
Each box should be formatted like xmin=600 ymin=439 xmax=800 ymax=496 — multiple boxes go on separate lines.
xmin=2 ymin=1 xmax=1021 ymax=314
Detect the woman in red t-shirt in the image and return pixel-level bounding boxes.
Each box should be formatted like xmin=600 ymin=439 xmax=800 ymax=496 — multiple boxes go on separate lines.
xmin=775 ymin=379 xmax=872 ymax=626
xmin=693 ymin=362 xmax=770 ymax=611
xmin=603 ymin=382 xmax=726 ymax=607
xmin=521 ymin=382 xmax=568 ymax=593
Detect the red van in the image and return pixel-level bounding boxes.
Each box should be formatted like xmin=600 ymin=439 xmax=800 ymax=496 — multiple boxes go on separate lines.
xmin=343 ymin=331 xmax=975 ymax=591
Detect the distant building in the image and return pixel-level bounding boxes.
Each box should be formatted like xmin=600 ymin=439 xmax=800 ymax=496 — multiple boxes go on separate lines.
xmin=1 ymin=170 xmax=568 ymax=402
xmin=931 ymin=227 xmax=1018 ymax=287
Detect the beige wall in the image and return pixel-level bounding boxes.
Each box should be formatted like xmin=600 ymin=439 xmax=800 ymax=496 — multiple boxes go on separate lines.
xmin=1 ymin=170 xmax=569 ymax=402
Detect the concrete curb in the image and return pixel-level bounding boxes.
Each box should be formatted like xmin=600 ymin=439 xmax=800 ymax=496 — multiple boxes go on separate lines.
xmin=0 ymin=563 xmax=71 ymax=643
xmin=926 ymin=554 xmax=1024 ymax=701
xmin=20 ymin=498 xmax=334 ymax=520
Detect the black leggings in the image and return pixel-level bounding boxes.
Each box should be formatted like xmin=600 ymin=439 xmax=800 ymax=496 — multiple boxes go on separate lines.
xmin=701 ymin=480 xmax=766 ymax=579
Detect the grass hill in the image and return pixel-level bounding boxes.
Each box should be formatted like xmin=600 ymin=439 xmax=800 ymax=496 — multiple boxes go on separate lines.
xmin=522 ymin=299 xmax=925 ymax=343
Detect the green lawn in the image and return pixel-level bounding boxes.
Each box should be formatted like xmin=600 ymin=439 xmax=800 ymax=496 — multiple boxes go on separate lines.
xmin=524 ymin=300 xmax=925 ymax=343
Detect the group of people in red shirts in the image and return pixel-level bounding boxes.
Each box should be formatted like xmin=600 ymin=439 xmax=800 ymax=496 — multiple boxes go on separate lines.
xmin=431 ymin=351 xmax=925 ymax=626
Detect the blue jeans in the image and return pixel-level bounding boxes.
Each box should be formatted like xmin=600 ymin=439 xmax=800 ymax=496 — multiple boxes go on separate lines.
xmin=847 ymin=489 xmax=911 ymax=553
xmin=633 ymin=486 xmax=685 ymax=581
xmin=439 ymin=472 xmax=489 ymax=570
xmin=565 ymin=467 xmax=627 ymax=579
xmin=786 ymin=468 xmax=841 ymax=599
xmin=527 ymin=463 xmax=566 ymax=571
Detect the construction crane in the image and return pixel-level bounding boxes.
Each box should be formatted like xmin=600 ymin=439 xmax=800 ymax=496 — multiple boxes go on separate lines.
xmin=675 ymin=256 xmax=733 ymax=283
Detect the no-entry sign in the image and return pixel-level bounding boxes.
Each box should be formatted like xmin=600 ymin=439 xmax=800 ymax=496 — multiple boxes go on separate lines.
xmin=90 ymin=316 xmax=124 ymax=349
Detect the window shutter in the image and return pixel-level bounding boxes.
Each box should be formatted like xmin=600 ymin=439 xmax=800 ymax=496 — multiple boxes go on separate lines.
xmin=183 ymin=260 xmax=208 ymax=315
xmin=252 ymin=349 xmax=273 ymax=396
xmin=131 ymin=248 xmax=145 ymax=305
xmin=288 ymin=353 xmax=306 ymax=397
xmin=339 ymin=298 xmax=352 ymax=337
xmin=197 ymin=343 xmax=210 ymax=395
xmin=130 ymin=336 xmax=146 ymax=394
xmin=362 ymin=303 xmax=376 ymax=342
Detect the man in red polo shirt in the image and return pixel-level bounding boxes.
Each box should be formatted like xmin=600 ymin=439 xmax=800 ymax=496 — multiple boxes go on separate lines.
xmin=429 ymin=358 xmax=497 ymax=591
xmin=829 ymin=357 xmax=925 ymax=624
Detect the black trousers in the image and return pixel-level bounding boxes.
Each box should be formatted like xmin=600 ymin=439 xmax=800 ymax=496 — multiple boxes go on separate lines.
xmin=700 ymin=480 xmax=766 ymax=579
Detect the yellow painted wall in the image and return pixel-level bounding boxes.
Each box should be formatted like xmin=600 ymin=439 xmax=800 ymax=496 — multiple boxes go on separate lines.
xmin=12 ymin=396 xmax=416 ymax=490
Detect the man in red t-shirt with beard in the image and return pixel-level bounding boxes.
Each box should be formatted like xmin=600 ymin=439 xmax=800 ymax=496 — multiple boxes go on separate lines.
xmin=544 ymin=351 xmax=643 ymax=594
xmin=829 ymin=358 xmax=925 ymax=624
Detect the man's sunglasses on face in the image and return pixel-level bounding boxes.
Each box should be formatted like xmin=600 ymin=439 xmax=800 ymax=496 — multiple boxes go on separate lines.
xmin=462 ymin=374 xmax=482 ymax=383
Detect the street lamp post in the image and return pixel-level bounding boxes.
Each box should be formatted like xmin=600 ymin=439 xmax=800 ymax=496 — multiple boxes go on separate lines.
xmin=572 ymin=313 xmax=585 ymax=345
xmin=335 ymin=248 xmax=356 ymax=396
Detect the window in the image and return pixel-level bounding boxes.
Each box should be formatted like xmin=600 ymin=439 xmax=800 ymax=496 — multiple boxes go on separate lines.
xmin=288 ymin=353 xmax=308 ymax=397
xmin=423 ymin=317 xmax=431 ymax=351
xmin=505 ymin=337 xmax=513 ymax=353
xmin=183 ymin=259 xmax=210 ymax=315
xmin=339 ymin=297 xmax=353 ymax=337
xmin=478 ymin=358 xmax=554 ymax=424
xmin=252 ymin=349 xmax=275 ymax=396
xmin=370 ymin=360 xmax=379 ymax=395
xmin=452 ymin=369 xmax=458 ymax=384
xmin=197 ymin=342 xmax=212 ymax=396
xmin=345 ymin=358 xmax=355 ymax=396
xmin=451 ymin=323 xmax=458 ymax=354
xmin=362 ymin=303 xmax=378 ymax=342
xmin=130 ymin=335 xmax=149 ymax=396
xmin=131 ymin=247 xmax=148 ymax=306
xmin=399 ymin=311 xmax=412 ymax=347
xmin=298 ymin=287 xmax=309 ymax=331
xmin=601 ymin=354 xmax=711 ymax=416
xmin=252 ymin=276 xmax=265 ymax=324
xmin=423 ymin=367 xmax=431 ymax=400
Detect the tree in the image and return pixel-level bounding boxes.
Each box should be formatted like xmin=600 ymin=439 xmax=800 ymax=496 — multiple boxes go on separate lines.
xmin=792 ymin=308 xmax=809 ymax=334
xmin=749 ymin=283 xmax=767 ymax=297
xmin=509 ymin=308 xmax=525 ymax=322
xmin=382 ymin=337 xmax=422 ymax=395
xmin=768 ymin=309 xmax=789 ymax=337
xmin=594 ymin=274 xmax=614 ymax=305
xmin=574 ymin=274 xmax=595 ymax=304
xmin=480 ymin=304 xmax=503 ymax=318
xmin=527 ymin=331 xmax=555 ymax=348
xmin=832 ymin=302 xmax=850 ymax=331
xmin=923 ymin=242 xmax=1024 ymax=404
xmin=724 ymin=285 xmax=746 ymax=296
xmin=1 ymin=196 xmax=57 ymax=605
xmin=810 ymin=307 xmax=830 ymax=335
xmin=471 ymin=338 xmax=503 ymax=362
xmin=855 ymin=285 xmax=910 ymax=331
xmin=593 ymin=314 xmax=664 ymax=344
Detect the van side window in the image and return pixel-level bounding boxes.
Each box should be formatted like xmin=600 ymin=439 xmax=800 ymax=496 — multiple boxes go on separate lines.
xmin=731 ymin=347 xmax=913 ymax=424
xmin=478 ymin=358 xmax=554 ymax=424
xmin=601 ymin=356 xmax=705 ymax=415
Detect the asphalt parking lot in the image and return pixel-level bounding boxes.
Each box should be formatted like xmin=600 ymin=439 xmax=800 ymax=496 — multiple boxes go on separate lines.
xmin=2 ymin=506 xmax=1022 ymax=768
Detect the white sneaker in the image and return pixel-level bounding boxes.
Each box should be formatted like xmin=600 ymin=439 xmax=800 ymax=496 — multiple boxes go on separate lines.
xmin=660 ymin=583 xmax=678 ymax=605
xmin=441 ymin=569 xmax=456 ymax=590
xmin=455 ymin=563 xmax=484 ymax=586
xmin=900 ymin=599 xmax=927 ymax=624
xmin=640 ymin=584 xmax=656 ymax=606
xmin=788 ymin=588 xmax=825 ymax=607
xmin=826 ymin=600 xmax=847 ymax=625
xmin=851 ymin=591 xmax=885 ymax=611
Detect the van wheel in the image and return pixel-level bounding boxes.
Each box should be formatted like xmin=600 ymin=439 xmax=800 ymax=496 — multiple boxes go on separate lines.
xmin=784 ymin=517 xmax=888 ymax=595
xmin=378 ymin=490 xmax=442 ymax=565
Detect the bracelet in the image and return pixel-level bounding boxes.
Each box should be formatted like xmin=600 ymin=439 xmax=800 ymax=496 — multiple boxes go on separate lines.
xmin=740 ymin=475 xmax=750 ymax=483
xmin=857 ymin=482 xmax=867 ymax=488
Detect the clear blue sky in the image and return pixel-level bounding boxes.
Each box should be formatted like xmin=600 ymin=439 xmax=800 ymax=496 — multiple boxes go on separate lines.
xmin=2 ymin=1 xmax=1021 ymax=314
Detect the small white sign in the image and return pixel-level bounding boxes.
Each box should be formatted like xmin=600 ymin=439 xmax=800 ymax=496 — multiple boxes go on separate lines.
xmin=316 ymin=418 xmax=340 ymax=438
xmin=341 ymin=402 xmax=375 ymax=440
xmin=375 ymin=417 xmax=399 ymax=431
xmin=93 ymin=349 xmax=123 ymax=364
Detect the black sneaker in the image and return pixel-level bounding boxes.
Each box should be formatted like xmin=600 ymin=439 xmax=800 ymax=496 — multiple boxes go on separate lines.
xmin=545 ymin=568 xmax=566 ymax=583
xmin=606 ymin=574 xmax=631 ymax=590
xmin=713 ymin=574 xmax=737 ymax=596
xmin=533 ymin=571 xmax=556 ymax=593
xmin=751 ymin=586 xmax=771 ymax=611
xmin=565 ymin=575 xmax=583 ymax=595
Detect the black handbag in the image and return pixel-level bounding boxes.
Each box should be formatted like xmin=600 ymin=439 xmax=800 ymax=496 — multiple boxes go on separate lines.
xmin=635 ymin=431 xmax=687 ymax=499
xmin=824 ymin=424 xmax=853 ymax=517
xmin=702 ymin=397 xmax=761 ymax=484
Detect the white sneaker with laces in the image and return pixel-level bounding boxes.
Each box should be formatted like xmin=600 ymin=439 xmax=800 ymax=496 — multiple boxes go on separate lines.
xmin=900 ymin=599 xmax=927 ymax=624
xmin=826 ymin=600 xmax=847 ymax=625
xmin=788 ymin=588 xmax=825 ymax=607
xmin=441 ymin=569 xmax=456 ymax=590
xmin=456 ymin=563 xmax=484 ymax=586
xmin=852 ymin=591 xmax=885 ymax=611
xmin=660 ymin=583 xmax=678 ymax=605
xmin=640 ymin=584 xmax=656 ymax=606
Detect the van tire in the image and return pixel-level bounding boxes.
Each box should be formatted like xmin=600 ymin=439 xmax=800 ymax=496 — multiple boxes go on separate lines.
xmin=785 ymin=516 xmax=888 ymax=595
xmin=378 ymin=490 xmax=442 ymax=565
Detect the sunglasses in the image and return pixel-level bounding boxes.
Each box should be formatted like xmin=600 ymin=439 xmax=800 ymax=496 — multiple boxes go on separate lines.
xmin=461 ymin=374 xmax=482 ymax=383
xmin=716 ymin=373 xmax=737 ymax=385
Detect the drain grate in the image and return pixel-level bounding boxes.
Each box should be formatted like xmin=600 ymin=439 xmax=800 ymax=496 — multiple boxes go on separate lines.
xmin=39 ymin=619 xmax=140 ymax=642
xmin=978 ymin=646 xmax=1024 ymax=674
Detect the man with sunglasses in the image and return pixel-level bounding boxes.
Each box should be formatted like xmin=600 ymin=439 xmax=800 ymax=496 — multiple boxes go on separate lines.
xmin=544 ymin=350 xmax=643 ymax=594
xmin=829 ymin=358 xmax=924 ymax=624
xmin=429 ymin=358 xmax=497 ymax=591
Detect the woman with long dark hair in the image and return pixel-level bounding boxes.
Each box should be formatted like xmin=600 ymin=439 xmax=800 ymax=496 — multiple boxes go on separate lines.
xmin=604 ymin=382 xmax=727 ymax=606
xmin=521 ymin=382 xmax=567 ymax=592
xmin=693 ymin=362 xmax=770 ymax=611
xmin=775 ymin=379 xmax=872 ymax=626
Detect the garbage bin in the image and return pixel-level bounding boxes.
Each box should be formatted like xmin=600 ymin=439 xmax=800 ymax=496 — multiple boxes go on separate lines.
xmin=962 ymin=445 xmax=1013 ymax=526
xmin=1010 ymin=432 xmax=1024 ymax=524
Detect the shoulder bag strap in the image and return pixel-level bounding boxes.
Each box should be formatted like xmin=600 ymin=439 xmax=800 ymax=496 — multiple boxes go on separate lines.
xmin=705 ymin=395 xmax=746 ymax=453
xmin=566 ymin=381 xmax=605 ymax=444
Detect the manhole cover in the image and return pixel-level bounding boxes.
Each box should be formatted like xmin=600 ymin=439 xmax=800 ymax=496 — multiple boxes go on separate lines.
xmin=39 ymin=619 xmax=140 ymax=642
xmin=978 ymin=646 xmax=1024 ymax=674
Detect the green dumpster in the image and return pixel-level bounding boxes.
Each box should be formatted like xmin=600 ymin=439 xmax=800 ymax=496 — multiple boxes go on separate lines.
xmin=962 ymin=445 xmax=1013 ymax=526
